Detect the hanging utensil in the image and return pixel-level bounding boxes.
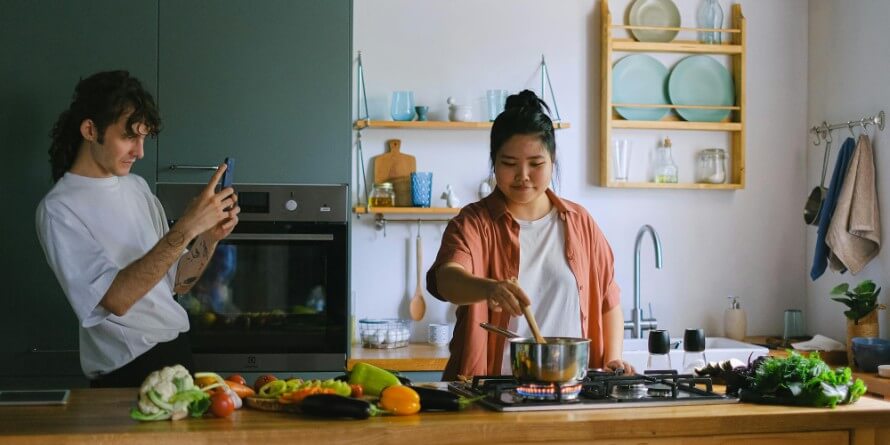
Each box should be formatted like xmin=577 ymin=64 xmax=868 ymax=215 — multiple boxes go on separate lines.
xmin=804 ymin=136 xmax=832 ymax=225
xmin=409 ymin=223 xmax=426 ymax=321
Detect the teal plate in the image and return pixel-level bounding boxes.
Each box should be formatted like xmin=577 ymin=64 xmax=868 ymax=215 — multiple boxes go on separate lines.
xmin=612 ymin=54 xmax=669 ymax=121
xmin=629 ymin=0 xmax=680 ymax=43
xmin=668 ymin=55 xmax=734 ymax=122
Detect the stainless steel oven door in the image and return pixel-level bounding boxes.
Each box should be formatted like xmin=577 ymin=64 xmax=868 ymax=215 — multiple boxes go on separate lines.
xmin=158 ymin=183 xmax=349 ymax=372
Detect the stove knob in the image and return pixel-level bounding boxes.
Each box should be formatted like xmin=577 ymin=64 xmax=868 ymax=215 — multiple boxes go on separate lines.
xmin=284 ymin=199 xmax=298 ymax=211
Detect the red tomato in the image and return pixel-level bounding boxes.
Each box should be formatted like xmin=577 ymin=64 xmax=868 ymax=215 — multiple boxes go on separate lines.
xmin=210 ymin=392 xmax=235 ymax=418
xmin=226 ymin=374 xmax=247 ymax=386
xmin=253 ymin=374 xmax=278 ymax=392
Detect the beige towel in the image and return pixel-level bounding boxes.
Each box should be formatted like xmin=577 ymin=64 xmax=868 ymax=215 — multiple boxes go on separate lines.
xmin=826 ymin=135 xmax=881 ymax=274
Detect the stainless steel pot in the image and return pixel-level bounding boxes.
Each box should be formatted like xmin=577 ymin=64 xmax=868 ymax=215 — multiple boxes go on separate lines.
xmin=509 ymin=337 xmax=590 ymax=384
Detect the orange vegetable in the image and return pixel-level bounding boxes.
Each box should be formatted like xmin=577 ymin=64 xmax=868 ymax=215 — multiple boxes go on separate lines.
xmin=379 ymin=385 xmax=420 ymax=415
xmin=277 ymin=387 xmax=336 ymax=405
xmin=349 ymin=383 xmax=364 ymax=398
xmin=225 ymin=380 xmax=256 ymax=399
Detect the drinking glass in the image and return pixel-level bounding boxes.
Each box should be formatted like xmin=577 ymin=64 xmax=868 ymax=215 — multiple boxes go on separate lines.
xmin=486 ymin=89 xmax=508 ymax=121
xmin=613 ymin=139 xmax=631 ymax=181
xmin=783 ymin=309 xmax=805 ymax=340
xmin=391 ymin=91 xmax=415 ymax=121
xmin=410 ymin=172 xmax=433 ymax=207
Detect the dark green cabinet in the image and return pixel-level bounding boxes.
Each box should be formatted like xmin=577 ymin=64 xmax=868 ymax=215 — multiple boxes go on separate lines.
xmin=1 ymin=0 xmax=351 ymax=389
xmin=0 ymin=0 xmax=159 ymax=388
xmin=157 ymin=0 xmax=352 ymax=185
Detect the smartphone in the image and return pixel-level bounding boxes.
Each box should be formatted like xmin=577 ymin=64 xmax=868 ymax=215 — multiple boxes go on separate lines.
xmin=220 ymin=157 xmax=235 ymax=189
xmin=0 ymin=389 xmax=70 ymax=406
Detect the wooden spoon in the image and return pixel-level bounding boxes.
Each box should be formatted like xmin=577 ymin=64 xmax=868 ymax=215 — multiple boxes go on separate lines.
xmin=508 ymin=277 xmax=545 ymax=343
xmin=409 ymin=229 xmax=426 ymax=321
xmin=521 ymin=305 xmax=546 ymax=344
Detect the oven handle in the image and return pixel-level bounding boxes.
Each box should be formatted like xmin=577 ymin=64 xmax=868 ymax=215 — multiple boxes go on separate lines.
xmin=226 ymin=234 xmax=334 ymax=241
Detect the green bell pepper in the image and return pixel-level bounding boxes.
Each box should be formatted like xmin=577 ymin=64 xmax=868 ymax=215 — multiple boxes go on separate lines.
xmin=348 ymin=362 xmax=402 ymax=397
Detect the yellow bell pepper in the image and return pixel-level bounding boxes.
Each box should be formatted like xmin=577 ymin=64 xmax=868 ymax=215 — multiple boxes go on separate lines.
xmin=379 ymin=385 xmax=420 ymax=415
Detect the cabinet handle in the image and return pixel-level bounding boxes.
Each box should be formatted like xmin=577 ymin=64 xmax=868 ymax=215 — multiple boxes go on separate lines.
xmin=168 ymin=164 xmax=219 ymax=171
xmin=30 ymin=347 xmax=78 ymax=354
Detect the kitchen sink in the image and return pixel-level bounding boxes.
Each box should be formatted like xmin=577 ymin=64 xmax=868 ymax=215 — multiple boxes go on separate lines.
xmin=621 ymin=336 xmax=768 ymax=373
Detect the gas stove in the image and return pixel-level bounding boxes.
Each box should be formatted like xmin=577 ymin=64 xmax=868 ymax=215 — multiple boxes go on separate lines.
xmin=448 ymin=370 xmax=737 ymax=412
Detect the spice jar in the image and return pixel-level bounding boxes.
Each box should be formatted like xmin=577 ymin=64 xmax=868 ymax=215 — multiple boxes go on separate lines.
xmin=696 ymin=148 xmax=726 ymax=184
xmin=369 ymin=182 xmax=395 ymax=207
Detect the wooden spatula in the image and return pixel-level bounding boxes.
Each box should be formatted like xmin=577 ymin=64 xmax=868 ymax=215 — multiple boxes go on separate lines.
xmin=521 ymin=305 xmax=546 ymax=344
xmin=409 ymin=229 xmax=426 ymax=321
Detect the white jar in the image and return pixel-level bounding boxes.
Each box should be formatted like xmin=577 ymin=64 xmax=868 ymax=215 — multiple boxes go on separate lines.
xmin=449 ymin=105 xmax=473 ymax=122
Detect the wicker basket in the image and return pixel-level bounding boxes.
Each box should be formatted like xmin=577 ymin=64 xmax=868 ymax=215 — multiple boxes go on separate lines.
xmin=846 ymin=309 xmax=880 ymax=369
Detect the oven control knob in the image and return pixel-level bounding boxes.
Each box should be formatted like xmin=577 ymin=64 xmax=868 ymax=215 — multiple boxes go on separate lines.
xmin=284 ymin=199 xmax=298 ymax=211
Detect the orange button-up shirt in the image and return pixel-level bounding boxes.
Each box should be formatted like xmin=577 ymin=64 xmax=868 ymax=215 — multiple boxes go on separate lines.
xmin=426 ymin=188 xmax=620 ymax=380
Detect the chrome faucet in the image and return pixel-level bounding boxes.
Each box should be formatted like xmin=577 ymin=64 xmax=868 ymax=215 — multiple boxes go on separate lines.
xmin=624 ymin=224 xmax=663 ymax=339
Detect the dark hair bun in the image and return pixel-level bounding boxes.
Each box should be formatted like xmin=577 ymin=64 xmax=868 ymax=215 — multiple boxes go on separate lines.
xmin=504 ymin=89 xmax=551 ymax=115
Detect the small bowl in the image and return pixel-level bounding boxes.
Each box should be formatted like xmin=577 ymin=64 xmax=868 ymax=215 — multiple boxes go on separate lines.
xmin=851 ymin=337 xmax=890 ymax=372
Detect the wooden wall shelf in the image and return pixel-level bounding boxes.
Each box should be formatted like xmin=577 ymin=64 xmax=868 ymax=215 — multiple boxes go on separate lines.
xmin=353 ymin=206 xmax=460 ymax=215
xmin=354 ymin=120 xmax=571 ymax=130
xmin=606 ymin=182 xmax=743 ymax=190
xmin=600 ymin=0 xmax=746 ymax=190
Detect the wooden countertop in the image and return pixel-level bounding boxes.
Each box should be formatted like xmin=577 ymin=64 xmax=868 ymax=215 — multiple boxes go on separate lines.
xmin=1 ymin=388 xmax=890 ymax=444
xmin=348 ymin=343 xmax=449 ymax=371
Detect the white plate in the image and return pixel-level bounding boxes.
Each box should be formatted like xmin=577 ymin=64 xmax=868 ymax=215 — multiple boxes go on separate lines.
xmin=629 ymin=0 xmax=681 ymax=43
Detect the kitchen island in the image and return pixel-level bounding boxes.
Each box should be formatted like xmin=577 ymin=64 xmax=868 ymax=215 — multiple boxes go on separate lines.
xmin=2 ymin=388 xmax=889 ymax=444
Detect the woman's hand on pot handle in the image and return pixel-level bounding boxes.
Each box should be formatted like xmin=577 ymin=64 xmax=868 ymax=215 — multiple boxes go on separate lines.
xmin=605 ymin=359 xmax=635 ymax=376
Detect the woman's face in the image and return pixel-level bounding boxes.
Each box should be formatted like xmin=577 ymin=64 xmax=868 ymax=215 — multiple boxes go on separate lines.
xmin=494 ymin=134 xmax=553 ymax=211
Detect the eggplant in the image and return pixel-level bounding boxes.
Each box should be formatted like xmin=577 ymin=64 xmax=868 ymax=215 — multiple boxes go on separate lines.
xmin=300 ymin=394 xmax=382 ymax=419
xmin=408 ymin=385 xmax=481 ymax=411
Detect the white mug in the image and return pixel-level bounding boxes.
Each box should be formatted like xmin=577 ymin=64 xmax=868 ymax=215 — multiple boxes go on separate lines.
xmin=428 ymin=323 xmax=451 ymax=346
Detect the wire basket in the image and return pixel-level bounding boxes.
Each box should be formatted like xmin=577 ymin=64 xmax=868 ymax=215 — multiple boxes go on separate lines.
xmin=359 ymin=318 xmax=410 ymax=349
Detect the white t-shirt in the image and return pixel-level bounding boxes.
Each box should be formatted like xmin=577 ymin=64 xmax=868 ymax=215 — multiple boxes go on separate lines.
xmin=36 ymin=173 xmax=189 ymax=378
xmin=501 ymin=208 xmax=582 ymax=374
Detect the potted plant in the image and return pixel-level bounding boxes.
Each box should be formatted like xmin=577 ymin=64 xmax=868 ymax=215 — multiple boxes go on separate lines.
xmin=831 ymin=279 xmax=885 ymax=368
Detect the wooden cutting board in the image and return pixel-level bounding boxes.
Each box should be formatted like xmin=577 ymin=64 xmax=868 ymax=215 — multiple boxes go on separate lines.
xmin=373 ymin=139 xmax=416 ymax=207
xmin=244 ymin=396 xmax=301 ymax=412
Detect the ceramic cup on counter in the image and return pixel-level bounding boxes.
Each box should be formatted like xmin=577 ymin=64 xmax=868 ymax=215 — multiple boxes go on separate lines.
xmin=428 ymin=323 xmax=451 ymax=346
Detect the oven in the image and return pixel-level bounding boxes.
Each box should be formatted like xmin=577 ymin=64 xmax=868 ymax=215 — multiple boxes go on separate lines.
xmin=157 ymin=183 xmax=348 ymax=372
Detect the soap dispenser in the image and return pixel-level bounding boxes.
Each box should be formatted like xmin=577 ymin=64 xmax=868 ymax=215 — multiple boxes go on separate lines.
xmin=724 ymin=295 xmax=747 ymax=341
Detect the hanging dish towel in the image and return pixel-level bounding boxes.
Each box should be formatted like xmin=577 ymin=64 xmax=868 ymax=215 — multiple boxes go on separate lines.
xmin=810 ymin=137 xmax=856 ymax=280
xmin=826 ymin=134 xmax=881 ymax=274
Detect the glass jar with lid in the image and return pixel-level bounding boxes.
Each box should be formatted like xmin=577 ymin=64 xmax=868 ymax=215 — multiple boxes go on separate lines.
xmin=653 ymin=137 xmax=678 ymax=183
xmin=696 ymin=148 xmax=726 ymax=184
xmin=369 ymin=182 xmax=395 ymax=207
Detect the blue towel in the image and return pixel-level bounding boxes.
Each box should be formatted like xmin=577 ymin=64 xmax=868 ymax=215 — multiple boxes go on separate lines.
xmin=811 ymin=137 xmax=857 ymax=280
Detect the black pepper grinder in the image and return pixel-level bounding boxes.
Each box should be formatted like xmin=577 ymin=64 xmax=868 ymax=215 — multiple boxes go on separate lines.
xmin=647 ymin=329 xmax=672 ymax=371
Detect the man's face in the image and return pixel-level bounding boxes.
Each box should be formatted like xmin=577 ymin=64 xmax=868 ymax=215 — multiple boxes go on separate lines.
xmin=85 ymin=112 xmax=148 ymax=177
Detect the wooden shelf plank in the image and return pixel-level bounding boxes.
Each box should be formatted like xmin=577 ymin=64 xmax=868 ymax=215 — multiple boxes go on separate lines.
xmin=613 ymin=103 xmax=740 ymax=111
xmin=354 ymin=120 xmax=571 ymax=130
xmin=612 ymin=39 xmax=742 ymax=54
xmin=353 ymin=206 xmax=460 ymax=215
xmin=605 ymin=181 xmax=743 ymax=190
xmin=612 ymin=120 xmax=742 ymax=131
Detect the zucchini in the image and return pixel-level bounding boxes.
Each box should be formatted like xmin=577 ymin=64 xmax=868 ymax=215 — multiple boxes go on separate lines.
xmin=408 ymin=386 xmax=481 ymax=411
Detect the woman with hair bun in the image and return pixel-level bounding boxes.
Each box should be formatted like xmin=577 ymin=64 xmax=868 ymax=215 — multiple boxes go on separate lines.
xmin=427 ymin=90 xmax=632 ymax=379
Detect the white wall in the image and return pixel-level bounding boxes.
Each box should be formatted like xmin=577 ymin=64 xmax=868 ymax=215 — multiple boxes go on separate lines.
xmin=807 ymin=0 xmax=890 ymax=342
xmin=351 ymin=0 xmax=809 ymax=344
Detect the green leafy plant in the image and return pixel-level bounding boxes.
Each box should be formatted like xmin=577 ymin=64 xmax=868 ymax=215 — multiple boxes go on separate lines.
xmin=751 ymin=351 xmax=866 ymax=408
xmin=830 ymin=280 xmax=884 ymax=323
